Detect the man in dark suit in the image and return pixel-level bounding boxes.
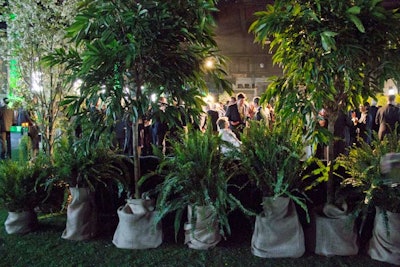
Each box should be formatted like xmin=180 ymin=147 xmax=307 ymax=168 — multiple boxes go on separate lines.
xmin=225 ymin=93 xmax=248 ymax=139
xmin=375 ymin=95 xmax=400 ymax=140
xmin=0 ymin=98 xmax=14 ymax=159
xmin=369 ymin=100 xmax=379 ymax=135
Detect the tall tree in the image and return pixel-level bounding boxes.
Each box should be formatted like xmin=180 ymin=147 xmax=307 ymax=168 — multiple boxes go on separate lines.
xmin=46 ymin=0 xmax=231 ymax=198
xmin=250 ymin=0 xmax=400 ymax=203
xmin=0 ymin=0 xmax=79 ymax=155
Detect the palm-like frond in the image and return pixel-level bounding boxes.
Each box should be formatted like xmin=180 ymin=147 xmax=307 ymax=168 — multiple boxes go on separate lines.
xmin=0 ymin=155 xmax=51 ymax=212
xmin=241 ymin=120 xmax=306 ymax=196
xmin=239 ymin=120 xmax=308 ymax=216
xmin=337 ymin=131 xmax=400 ymax=213
xmin=152 ymin=126 xmax=247 ymax=240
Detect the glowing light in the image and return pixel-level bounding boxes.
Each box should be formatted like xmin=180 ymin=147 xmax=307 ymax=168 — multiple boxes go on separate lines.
xmin=204 ymin=58 xmax=215 ymax=69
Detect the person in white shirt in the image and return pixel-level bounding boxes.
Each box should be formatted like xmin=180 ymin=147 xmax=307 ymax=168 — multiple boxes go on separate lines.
xmin=217 ymin=116 xmax=241 ymax=155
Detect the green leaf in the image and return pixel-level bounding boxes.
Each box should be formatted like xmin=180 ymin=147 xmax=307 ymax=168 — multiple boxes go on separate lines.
xmin=348 ymin=14 xmax=365 ymax=33
xmin=346 ymin=6 xmax=361 ymax=15
xmin=320 ymin=31 xmax=337 ymax=51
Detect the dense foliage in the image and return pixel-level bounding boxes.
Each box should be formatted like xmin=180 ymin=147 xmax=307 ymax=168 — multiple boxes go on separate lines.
xmin=240 ymin=120 xmax=308 ymax=214
xmin=337 ymin=131 xmax=400 ymax=213
xmin=0 ymin=0 xmax=79 ymax=155
xmin=250 ymin=0 xmax=400 ymax=134
xmin=52 ymin=136 xmax=132 ymax=193
xmin=150 ymin=127 xmax=246 ymax=239
xmin=0 ymin=155 xmax=51 ymax=212
xmin=250 ymin=0 xmax=400 ymax=205
xmin=45 ymin=0 xmax=231 ymax=198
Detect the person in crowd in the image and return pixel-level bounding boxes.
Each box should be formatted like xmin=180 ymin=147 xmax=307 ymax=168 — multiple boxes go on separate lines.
xmin=225 ymin=93 xmax=248 ymax=139
xmin=113 ymin=114 xmax=128 ymax=153
xmin=216 ymin=102 xmax=226 ymax=118
xmin=375 ymin=94 xmax=400 ymax=140
xmin=348 ymin=107 xmax=359 ymax=146
xmin=266 ymin=102 xmax=275 ymax=127
xmin=224 ymin=96 xmax=236 ymax=113
xmin=333 ymin=109 xmax=353 ymax=158
xmin=353 ymin=102 xmax=373 ymax=145
xmin=247 ymin=100 xmax=256 ymax=120
xmin=0 ymin=98 xmax=14 ymax=159
xmin=151 ymin=97 xmax=169 ymax=153
xmin=217 ymin=116 xmax=241 ymax=155
xmin=202 ymin=103 xmax=219 ymax=134
xmin=369 ymin=99 xmax=379 ymax=135
xmin=25 ymin=109 xmax=40 ymax=158
xmin=141 ymin=109 xmax=153 ymax=156
xmin=228 ymin=96 xmax=236 ymax=105
xmin=316 ymin=108 xmax=328 ymax=160
xmin=253 ymin=97 xmax=266 ymax=122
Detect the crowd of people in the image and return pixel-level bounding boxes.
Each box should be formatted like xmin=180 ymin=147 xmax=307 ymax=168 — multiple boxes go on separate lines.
xmin=203 ymin=93 xmax=275 ymax=138
xmin=317 ymin=94 xmax=400 ymax=160
xmin=3 ymin=92 xmax=398 ymax=161
xmin=133 ymin=92 xmax=400 ymax=160
xmin=113 ymin=93 xmax=276 ymax=157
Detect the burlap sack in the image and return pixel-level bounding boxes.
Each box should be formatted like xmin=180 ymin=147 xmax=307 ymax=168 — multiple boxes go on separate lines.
xmin=4 ymin=210 xmax=38 ymax=234
xmin=113 ymin=198 xmax=162 ymax=249
xmin=184 ymin=205 xmax=221 ymax=250
xmin=368 ymin=207 xmax=400 ymax=265
xmin=314 ymin=203 xmax=358 ymax=256
xmin=61 ymin=187 xmax=97 ymax=241
xmin=251 ymin=197 xmax=305 ymax=258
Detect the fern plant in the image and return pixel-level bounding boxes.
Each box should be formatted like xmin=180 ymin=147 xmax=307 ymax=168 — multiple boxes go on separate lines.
xmin=239 ymin=119 xmax=308 ymax=214
xmin=0 ymin=154 xmax=51 ymax=212
xmin=148 ymin=126 xmax=248 ymax=240
xmin=52 ymin=135 xmax=132 ymax=193
xmin=336 ymin=131 xmax=400 ymax=214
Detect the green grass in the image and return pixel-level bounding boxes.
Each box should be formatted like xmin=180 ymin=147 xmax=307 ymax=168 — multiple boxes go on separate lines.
xmin=0 ymin=209 xmax=394 ymax=267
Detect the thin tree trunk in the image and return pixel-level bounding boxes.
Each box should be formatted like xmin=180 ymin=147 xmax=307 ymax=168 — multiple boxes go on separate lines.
xmin=326 ymin=112 xmax=338 ymax=205
xmin=131 ymin=119 xmax=141 ymax=199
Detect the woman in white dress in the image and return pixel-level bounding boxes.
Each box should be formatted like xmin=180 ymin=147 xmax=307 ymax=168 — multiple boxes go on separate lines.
xmin=217 ymin=117 xmax=241 ymax=155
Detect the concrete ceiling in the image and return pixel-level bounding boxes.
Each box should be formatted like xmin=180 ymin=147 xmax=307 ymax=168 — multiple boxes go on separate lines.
xmin=214 ymin=0 xmax=279 ymax=85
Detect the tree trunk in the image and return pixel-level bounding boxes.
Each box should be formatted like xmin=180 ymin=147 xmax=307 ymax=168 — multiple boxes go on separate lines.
xmin=326 ymin=112 xmax=338 ymax=205
xmin=132 ymin=119 xmax=141 ymax=199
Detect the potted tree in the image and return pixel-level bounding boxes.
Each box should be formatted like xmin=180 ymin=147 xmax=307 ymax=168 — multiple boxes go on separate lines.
xmin=368 ymin=174 xmax=400 ymax=265
xmin=0 ymin=154 xmax=51 ymax=234
xmin=53 ymin=136 xmax=131 ymax=241
xmin=309 ymin=156 xmax=363 ymax=257
xmin=149 ymin=126 xmax=246 ymax=250
xmin=248 ymin=0 xmax=400 ymax=232
xmin=45 ymin=0 xmax=232 ymax=249
xmin=239 ymin=119 xmax=308 ymax=258
xmin=249 ymin=0 xmax=400 ymax=258
xmin=337 ymin=132 xmax=400 ymax=264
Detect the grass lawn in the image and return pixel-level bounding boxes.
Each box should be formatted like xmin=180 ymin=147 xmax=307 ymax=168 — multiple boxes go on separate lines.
xmin=0 ymin=208 xmax=395 ymax=267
